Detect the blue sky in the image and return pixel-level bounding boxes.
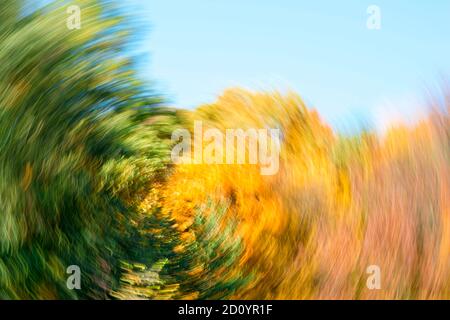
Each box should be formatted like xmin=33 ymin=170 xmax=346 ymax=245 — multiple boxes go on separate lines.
xmin=134 ymin=0 xmax=450 ymax=131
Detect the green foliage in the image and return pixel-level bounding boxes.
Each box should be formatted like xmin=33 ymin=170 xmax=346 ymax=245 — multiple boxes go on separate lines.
xmin=173 ymin=200 xmax=250 ymax=299
xmin=113 ymin=200 xmax=249 ymax=300
xmin=0 ymin=0 xmax=172 ymax=299
xmin=0 ymin=0 xmax=247 ymax=300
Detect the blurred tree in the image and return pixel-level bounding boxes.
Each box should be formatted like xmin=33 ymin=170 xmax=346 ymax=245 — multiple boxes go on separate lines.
xmin=0 ymin=0 xmax=171 ymax=299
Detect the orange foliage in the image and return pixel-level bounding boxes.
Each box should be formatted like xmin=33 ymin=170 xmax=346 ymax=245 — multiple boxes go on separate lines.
xmin=149 ymin=88 xmax=449 ymax=299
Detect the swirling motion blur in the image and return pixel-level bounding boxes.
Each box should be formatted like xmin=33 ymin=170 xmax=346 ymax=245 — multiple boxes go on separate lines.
xmin=0 ymin=1 xmax=449 ymax=299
